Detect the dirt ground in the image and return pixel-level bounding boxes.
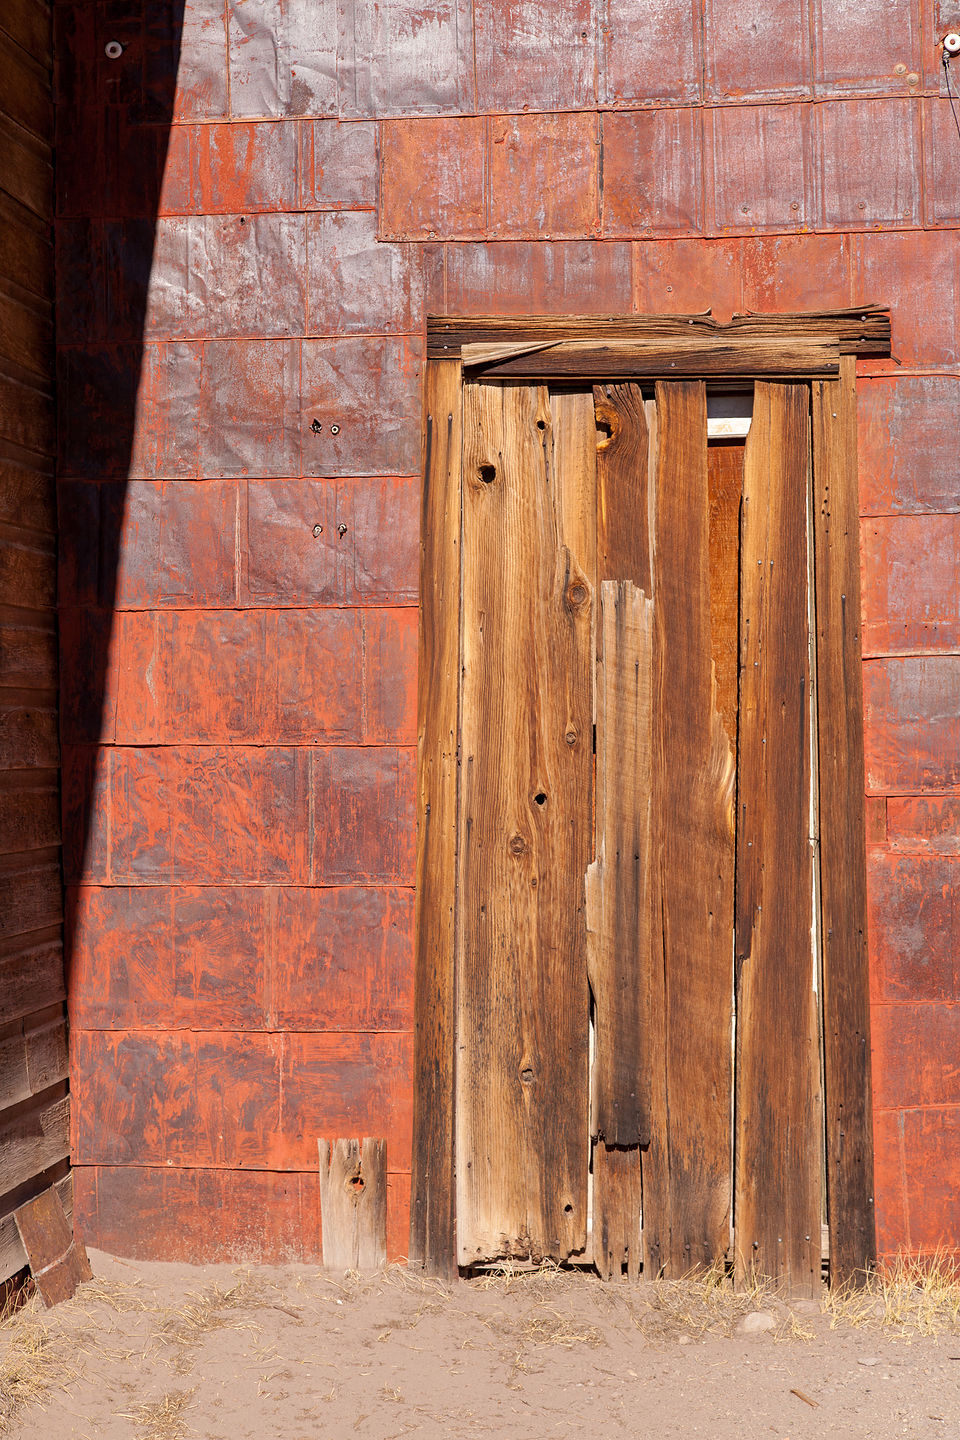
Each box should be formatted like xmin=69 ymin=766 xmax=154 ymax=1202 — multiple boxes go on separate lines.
xmin=2 ymin=1250 xmax=959 ymax=1440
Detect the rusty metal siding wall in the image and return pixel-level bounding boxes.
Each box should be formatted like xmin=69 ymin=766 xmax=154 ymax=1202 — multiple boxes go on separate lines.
xmin=57 ymin=0 xmax=960 ymax=1265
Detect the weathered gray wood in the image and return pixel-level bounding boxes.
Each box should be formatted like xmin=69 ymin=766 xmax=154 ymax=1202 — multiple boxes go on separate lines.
xmin=0 ymin=942 xmax=64 ymax=1024
xmin=812 ymin=355 xmax=875 ymax=1287
xmin=319 ymin=1138 xmax=387 ymax=1272
xmin=0 ymin=1092 xmax=69 ymax=1198
xmin=735 ymin=383 xmax=821 ymax=1298
xmin=14 ymin=1185 xmax=91 ymax=1307
xmin=410 ymin=359 xmax=462 ymax=1280
xmin=0 ymin=1018 xmax=67 ymax=1111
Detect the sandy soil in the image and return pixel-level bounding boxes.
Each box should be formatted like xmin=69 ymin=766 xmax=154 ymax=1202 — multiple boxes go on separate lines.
xmin=1 ymin=1250 xmax=959 ymax=1439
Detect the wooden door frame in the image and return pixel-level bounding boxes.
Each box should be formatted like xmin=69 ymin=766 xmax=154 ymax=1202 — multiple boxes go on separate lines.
xmin=409 ymin=308 xmax=891 ymax=1285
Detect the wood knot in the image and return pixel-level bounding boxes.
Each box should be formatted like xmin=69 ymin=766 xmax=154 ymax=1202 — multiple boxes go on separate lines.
xmin=566 ymin=581 xmax=589 ymax=611
xmin=508 ymin=834 xmax=527 ymax=856
xmin=564 ymin=728 xmax=578 ymax=747
xmin=595 ymin=400 xmax=620 ymax=448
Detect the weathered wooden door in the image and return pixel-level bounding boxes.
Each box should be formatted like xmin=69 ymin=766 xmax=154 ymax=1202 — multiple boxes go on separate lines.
xmin=412 ymin=319 xmax=880 ymax=1292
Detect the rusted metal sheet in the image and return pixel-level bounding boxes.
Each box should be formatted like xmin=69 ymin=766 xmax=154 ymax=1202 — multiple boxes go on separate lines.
xmin=445 ymin=241 xmax=633 ymax=316
xmin=705 ymin=103 xmax=812 ymax=232
xmin=488 ymin=113 xmax=600 ymax=240
xmin=872 ymin=1004 xmax=960 ymax=1109
xmin=812 ymin=0 xmax=921 ymax=95
xmin=300 ymin=336 xmax=423 ymax=476
xmin=740 ymin=234 xmax=850 ymax=312
xmin=923 ymin=98 xmax=960 ymax=227
xmin=70 ymin=1029 xmax=412 ymax=1171
xmin=869 ymin=853 xmax=960 ymax=1003
xmin=704 ymin=0 xmax=811 ymax=100
xmin=474 ymin=0 xmax=596 ymax=111
xmin=339 ymin=0 xmax=474 ymax=116
xmin=887 ymin=796 xmax=960 ymax=854
xmin=63 ymin=744 xmax=414 ymax=885
xmin=601 ymin=109 xmax=702 ymax=237
xmin=69 ymin=884 xmax=413 ymax=1032
xmin=853 ymin=231 xmax=959 ymax=369
xmin=299 ymin=120 xmax=378 ymax=209
xmin=601 ymin=0 xmax=701 ymax=105
xmin=307 ymin=211 xmax=442 ymax=334
xmin=227 ymin=0 xmax=337 ymax=117
xmin=861 ymin=515 xmax=960 ymax=655
xmin=857 ymin=376 xmax=960 ymax=515
xmin=863 ymin=658 xmax=960 ymax=794
xmin=875 ymin=1108 xmax=960 ymax=1254
xmin=379 ymin=117 xmax=486 ymax=239
xmin=74 ymin=1164 xmax=411 ymax=1266
xmin=633 ymin=238 xmax=743 ymax=318
xmin=816 ymin=100 xmax=922 ymax=230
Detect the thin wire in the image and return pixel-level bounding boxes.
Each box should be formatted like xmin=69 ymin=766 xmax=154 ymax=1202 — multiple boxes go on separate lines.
xmin=944 ymin=54 xmax=960 ymax=145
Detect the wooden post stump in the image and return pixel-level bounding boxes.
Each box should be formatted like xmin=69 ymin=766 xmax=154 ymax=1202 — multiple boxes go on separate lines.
xmin=318 ymin=1138 xmax=387 ymax=1272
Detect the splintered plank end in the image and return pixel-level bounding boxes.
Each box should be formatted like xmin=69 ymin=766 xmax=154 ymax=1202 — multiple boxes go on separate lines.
xmin=13 ymin=1187 xmax=92 ymax=1308
xmin=319 ymin=1138 xmax=387 ymax=1272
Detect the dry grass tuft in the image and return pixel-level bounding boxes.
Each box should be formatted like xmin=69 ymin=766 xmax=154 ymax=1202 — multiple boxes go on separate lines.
xmin=0 ymin=1297 xmax=82 ymax=1434
xmin=126 ymin=1388 xmax=196 ymax=1440
xmin=825 ymin=1251 xmax=960 ymax=1337
xmin=157 ymin=1272 xmax=279 ymax=1350
xmin=621 ymin=1259 xmax=818 ymax=1342
xmin=518 ymin=1307 xmax=604 ymax=1349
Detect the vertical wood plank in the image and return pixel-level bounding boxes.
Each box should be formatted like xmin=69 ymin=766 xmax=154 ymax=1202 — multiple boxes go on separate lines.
xmin=592 ymin=1141 xmax=643 ymax=1281
xmin=649 ymin=380 xmax=735 ymax=1277
xmin=735 ymin=382 xmax=821 ymax=1297
xmin=593 ymin=384 xmax=651 ymax=592
xmin=410 ymin=359 xmax=462 ymax=1279
xmin=587 ymin=582 xmax=654 ymax=1149
xmin=456 ymin=381 xmax=592 ymax=1265
xmin=588 ymin=384 xmax=653 ymax=1151
xmin=587 ymin=384 xmax=655 ymax=1278
xmin=813 ymin=355 xmax=875 ymax=1286
xmin=708 ymin=442 xmax=745 ymax=747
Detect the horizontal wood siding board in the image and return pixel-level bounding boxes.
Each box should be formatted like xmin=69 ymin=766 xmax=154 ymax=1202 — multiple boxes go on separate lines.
xmin=0 ymin=1018 xmax=67 ymax=1112
xmin=813 ymin=355 xmax=876 ymax=1285
xmin=427 ymin=309 xmax=891 ymax=359
xmin=410 ymin=360 xmax=462 ymax=1279
xmin=463 ymin=337 xmax=841 ymax=380
xmin=735 ymin=382 xmax=820 ymax=1298
xmin=0 ymin=1092 xmax=69 ymax=1200
xmin=0 ymin=2 xmax=68 ymax=1282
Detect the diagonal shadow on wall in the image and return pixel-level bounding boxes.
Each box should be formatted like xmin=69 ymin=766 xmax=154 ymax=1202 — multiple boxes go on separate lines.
xmin=55 ymin=1 xmax=187 ymax=974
